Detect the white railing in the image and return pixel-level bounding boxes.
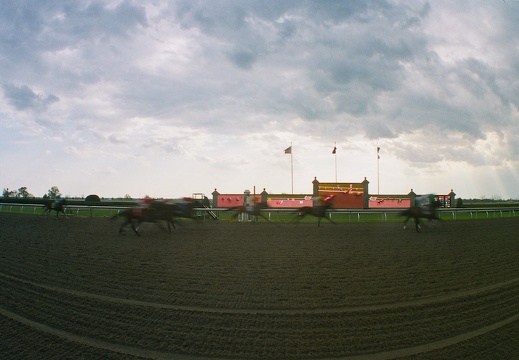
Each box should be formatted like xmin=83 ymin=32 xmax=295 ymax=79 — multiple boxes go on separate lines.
xmin=0 ymin=203 xmax=517 ymax=221
xmin=218 ymin=207 xmax=518 ymax=222
xmin=0 ymin=203 xmax=127 ymax=217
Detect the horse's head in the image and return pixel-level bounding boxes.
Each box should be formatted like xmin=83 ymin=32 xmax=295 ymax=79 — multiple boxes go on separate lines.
xmin=163 ymin=197 xmax=200 ymax=219
xmin=431 ymin=199 xmax=442 ymax=209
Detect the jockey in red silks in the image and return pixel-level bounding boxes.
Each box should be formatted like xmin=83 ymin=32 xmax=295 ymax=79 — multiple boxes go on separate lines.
xmin=323 ymin=194 xmax=335 ymax=202
xmin=133 ymin=197 xmax=153 ymax=218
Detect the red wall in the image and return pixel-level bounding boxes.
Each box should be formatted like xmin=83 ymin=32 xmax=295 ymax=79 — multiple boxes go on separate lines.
xmin=216 ymin=195 xmax=246 ymax=207
xmin=215 ymin=194 xmax=313 ymax=208
xmin=368 ymin=197 xmax=410 ymax=208
xmin=267 ymin=198 xmax=313 ymax=208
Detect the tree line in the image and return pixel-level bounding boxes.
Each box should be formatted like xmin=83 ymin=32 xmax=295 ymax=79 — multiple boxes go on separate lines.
xmin=2 ymin=186 xmax=135 ymax=202
xmin=2 ymin=186 xmax=61 ymax=199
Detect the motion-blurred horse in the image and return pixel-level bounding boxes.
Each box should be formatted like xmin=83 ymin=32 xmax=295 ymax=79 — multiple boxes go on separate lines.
xmin=114 ymin=198 xmax=201 ymax=236
xmin=401 ymin=197 xmax=442 ymax=232
xmin=42 ymin=198 xmax=67 ymax=218
xmin=227 ymin=202 xmax=270 ymax=223
xmin=166 ymin=197 xmax=202 ymax=220
xmin=294 ymin=194 xmax=336 ymax=227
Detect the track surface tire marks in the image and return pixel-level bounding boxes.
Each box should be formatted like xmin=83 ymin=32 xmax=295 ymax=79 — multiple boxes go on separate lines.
xmin=0 ymin=213 xmax=517 ymax=359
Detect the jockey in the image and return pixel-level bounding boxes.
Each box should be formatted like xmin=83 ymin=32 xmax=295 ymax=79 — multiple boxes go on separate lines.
xmin=164 ymin=197 xmax=193 ymax=217
xmin=416 ymin=194 xmax=436 ymax=215
xmin=246 ymin=197 xmax=258 ymax=212
xmin=134 ymin=197 xmax=153 ymax=217
xmin=315 ymin=194 xmax=335 ymax=206
xmin=323 ymin=194 xmax=336 ymax=202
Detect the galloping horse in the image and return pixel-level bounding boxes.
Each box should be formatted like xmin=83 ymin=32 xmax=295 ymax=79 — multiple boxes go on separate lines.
xmin=227 ymin=202 xmax=270 ymax=223
xmin=401 ymin=196 xmax=442 ymax=232
xmin=294 ymin=194 xmax=336 ymax=227
xmin=114 ymin=198 xmax=200 ymax=236
xmin=166 ymin=197 xmax=202 ymax=220
xmin=42 ymin=198 xmax=67 ymax=218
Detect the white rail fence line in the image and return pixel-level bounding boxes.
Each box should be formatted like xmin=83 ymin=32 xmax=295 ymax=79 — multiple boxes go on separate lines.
xmin=1 ymin=203 xmax=517 ymax=221
xmin=0 ymin=203 xmax=127 ymax=217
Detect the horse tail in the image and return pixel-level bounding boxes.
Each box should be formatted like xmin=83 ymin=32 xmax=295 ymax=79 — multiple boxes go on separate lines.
xmin=294 ymin=206 xmax=312 ymax=221
xmin=111 ymin=208 xmax=129 ymax=220
xmin=110 ymin=213 xmax=121 ymax=221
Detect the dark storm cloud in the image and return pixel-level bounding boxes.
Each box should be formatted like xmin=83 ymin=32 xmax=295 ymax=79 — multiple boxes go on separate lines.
xmin=74 ymin=2 xmax=147 ymax=37
xmin=0 ymin=1 xmax=147 ymax=85
xmin=227 ymin=48 xmax=257 ymax=69
xmin=364 ymin=121 xmax=396 ymax=140
xmin=2 ymin=84 xmax=59 ymax=111
xmin=2 ymin=1 xmax=516 ymax=140
xmin=460 ymin=58 xmax=514 ymax=108
xmin=0 ymin=1 xmax=146 ymax=72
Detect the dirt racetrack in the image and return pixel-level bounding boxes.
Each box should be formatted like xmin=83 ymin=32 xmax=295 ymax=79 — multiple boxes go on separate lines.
xmin=1 ymin=212 xmax=518 ymax=359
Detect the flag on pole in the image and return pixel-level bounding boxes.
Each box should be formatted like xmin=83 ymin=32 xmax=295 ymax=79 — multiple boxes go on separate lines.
xmin=333 ymin=144 xmax=338 ymax=183
xmin=377 ymin=146 xmax=380 ymax=159
xmin=285 ymin=145 xmax=294 ymax=194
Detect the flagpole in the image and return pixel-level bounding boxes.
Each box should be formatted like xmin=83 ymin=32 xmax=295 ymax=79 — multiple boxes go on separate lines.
xmin=334 ymin=142 xmax=337 ymax=183
xmin=290 ymin=143 xmax=294 ymax=195
xmin=285 ymin=143 xmax=294 ymax=195
xmin=377 ymin=144 xmax=380 ymax=195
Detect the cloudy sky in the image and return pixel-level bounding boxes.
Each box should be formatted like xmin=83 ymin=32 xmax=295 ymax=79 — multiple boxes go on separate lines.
xmin=1 ymin=0 xmax=518 ymax=200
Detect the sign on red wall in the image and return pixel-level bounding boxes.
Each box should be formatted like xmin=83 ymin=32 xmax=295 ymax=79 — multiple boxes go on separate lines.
xmin=318 ymin=183 xmax=364 ymax=208
xmin=369 ymin=197 xmax=411 ymax=208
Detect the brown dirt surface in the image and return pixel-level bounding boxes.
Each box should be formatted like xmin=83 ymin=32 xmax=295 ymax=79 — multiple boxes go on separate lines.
xmin=1 ymin=213 xmax=518 ymax=359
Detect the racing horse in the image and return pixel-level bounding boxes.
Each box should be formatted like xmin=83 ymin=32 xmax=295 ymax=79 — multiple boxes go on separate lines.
xmin=227 ymin=201 xmax=271 ymax=223
xmin=42 ymin=198 xmax=67 ymax=218
xmin=401 ymin=196 xmax=442 ymax=232
xmin=114 ymin=198 xmax=200 ymax=236
xmin=294 ymin=194 xmax=336 ymax=227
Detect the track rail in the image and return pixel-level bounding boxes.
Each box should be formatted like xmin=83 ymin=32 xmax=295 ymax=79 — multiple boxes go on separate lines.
xmin=0 ymin=202 xmax=517 ymax=221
